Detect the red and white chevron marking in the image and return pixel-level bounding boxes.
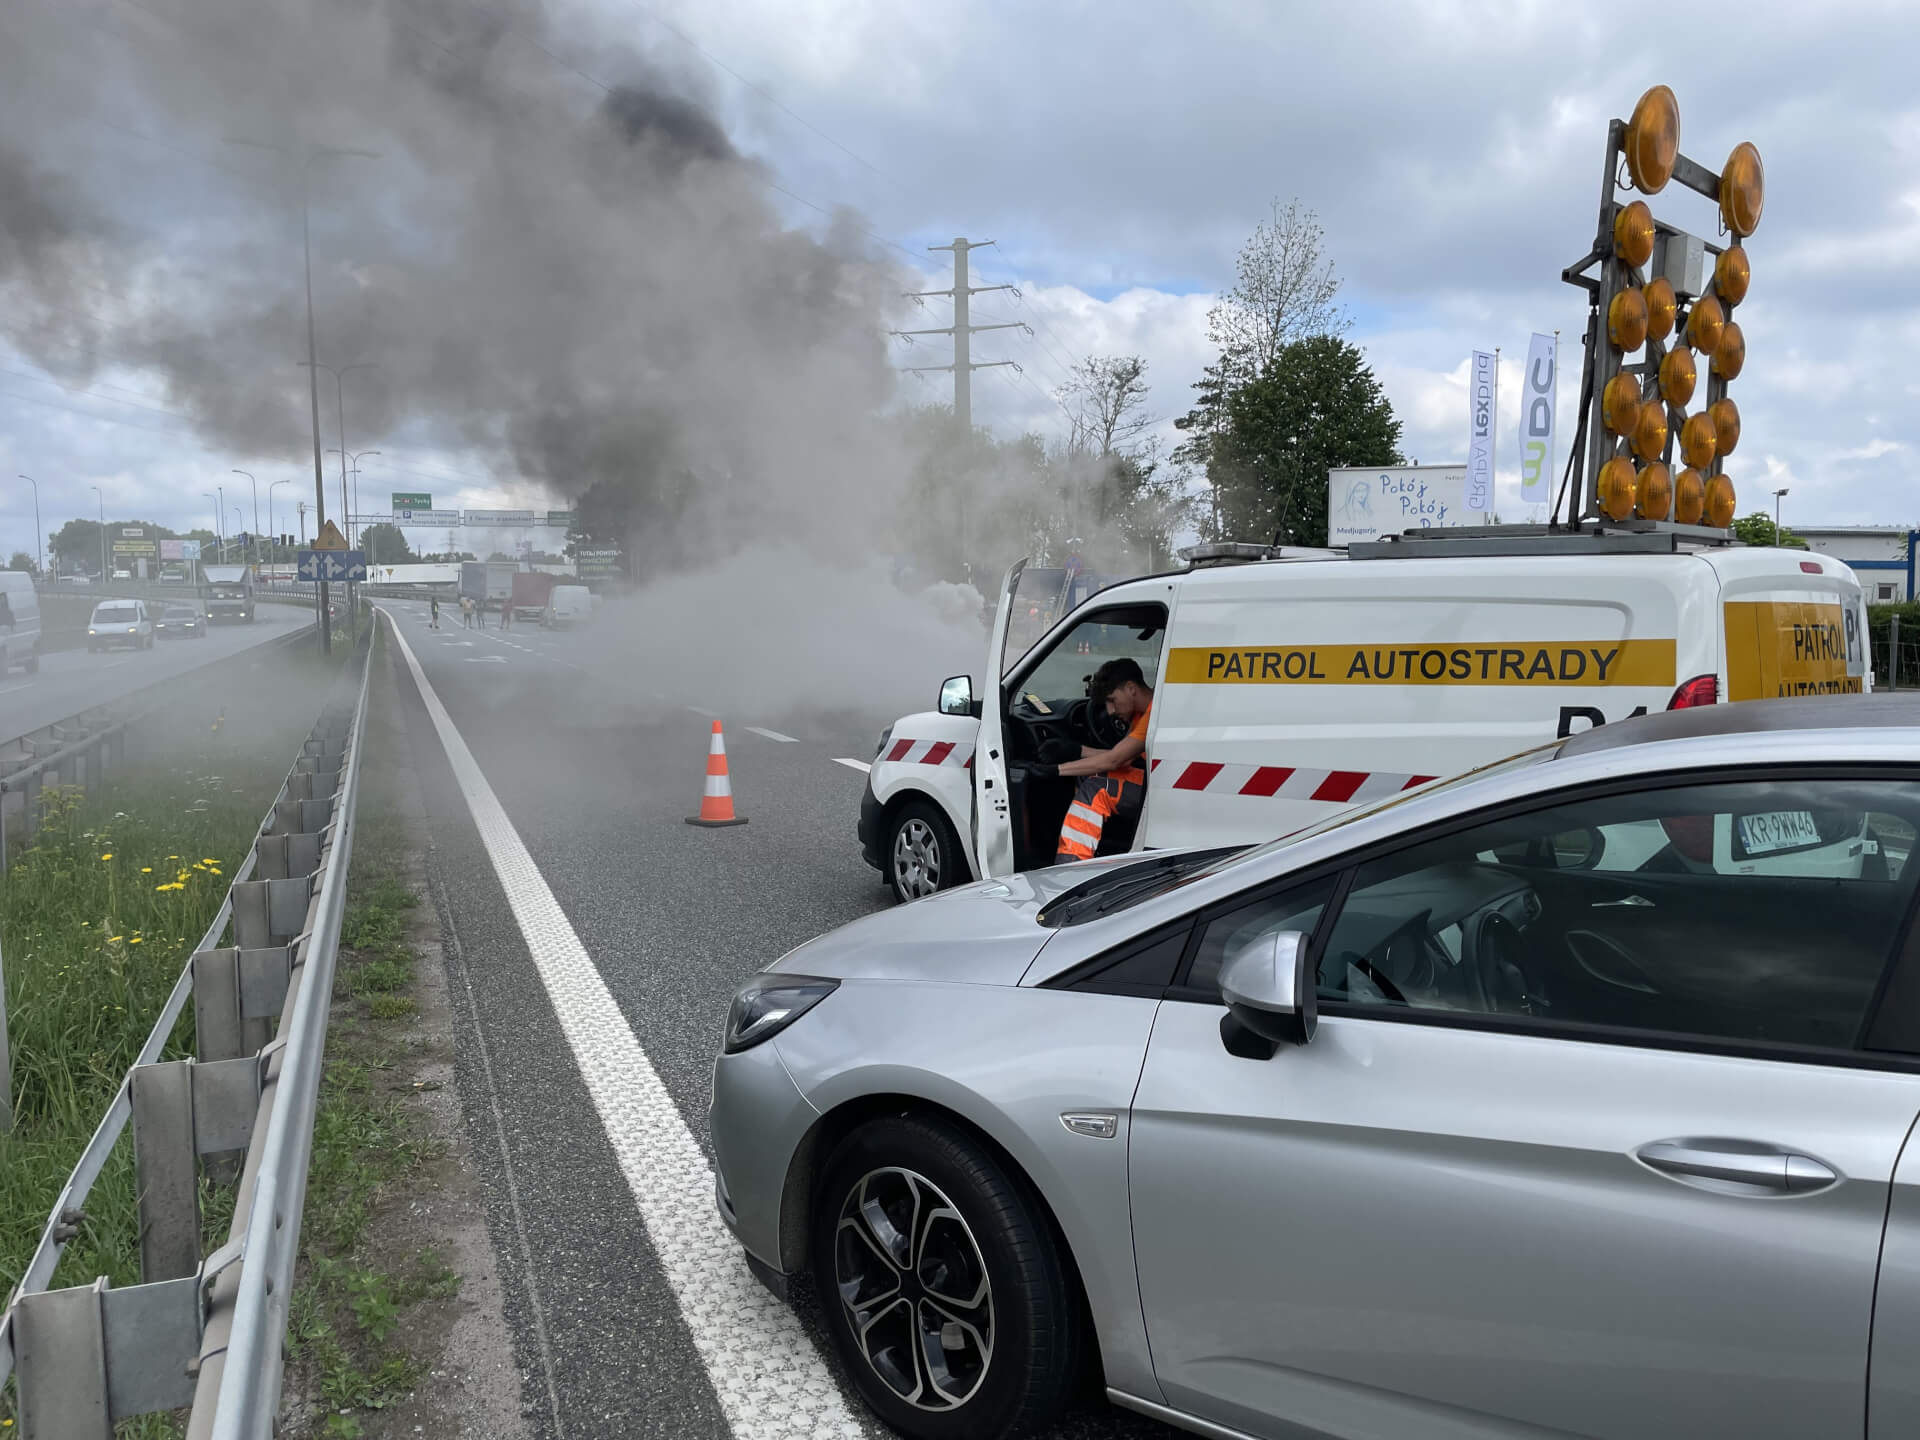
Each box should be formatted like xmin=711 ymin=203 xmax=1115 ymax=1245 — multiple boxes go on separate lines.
xmin=881 ymin=736 xmax=976 ymax=768
xmin=1151 ymin=758 xmax=1434 ymax=804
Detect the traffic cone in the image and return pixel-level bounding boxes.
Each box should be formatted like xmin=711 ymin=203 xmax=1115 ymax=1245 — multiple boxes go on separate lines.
xmin=686 ymin=720 xmax=749 ymax=827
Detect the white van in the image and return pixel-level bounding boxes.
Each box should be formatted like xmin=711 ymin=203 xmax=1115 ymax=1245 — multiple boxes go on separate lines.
xmin=857 ymin=532 xmax=1872 ymax=902
xmin=88 ymin=599 xmax=153 ymax=652
xmin=0 ymin=573 xmax=42 ymax=674
xmin=543 ymin=584 xmax=592 ymax=628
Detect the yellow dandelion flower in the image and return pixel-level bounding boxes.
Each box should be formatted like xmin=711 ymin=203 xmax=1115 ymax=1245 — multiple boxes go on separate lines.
xmin=141 ymin=867 xmax=153 ymax=873
xmin=100 ymin=852 xmax=113 ymax=861
xmin=108 ymin=935 xmax=124 ymax=943
xmin=130 ymin=937 xmax=143 ymax=944
xmin=201 ymin=857 xmax=217 ymax=865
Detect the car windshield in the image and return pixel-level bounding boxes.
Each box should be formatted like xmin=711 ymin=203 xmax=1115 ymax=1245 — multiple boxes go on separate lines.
xmin=166 ymin=607 xmax=196 ymax=619
xmin=93 ymin=606 xmax=137 ymax=623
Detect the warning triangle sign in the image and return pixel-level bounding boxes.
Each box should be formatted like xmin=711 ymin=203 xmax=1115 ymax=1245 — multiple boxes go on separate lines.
xmin=313 ymin=520 xmax=350 ymax=551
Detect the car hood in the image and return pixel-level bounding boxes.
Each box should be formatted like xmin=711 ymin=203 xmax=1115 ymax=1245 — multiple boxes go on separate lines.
xmin=768 ymin=855 xmax=1147 ymax=985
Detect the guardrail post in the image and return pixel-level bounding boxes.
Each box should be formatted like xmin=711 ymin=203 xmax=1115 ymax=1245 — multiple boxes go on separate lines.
xmin=130 ymin=1062 xmax=200 ymax=1282
xmin=192 ymin=950 xmax=245 ymax=1063
xmin=1894 ymin=614 xmax=1902 ymax=692
xmin=14 ymin=1278 xmax=112 ymax=1439
xmin=1 ymin=937 xmax=11 ymax=1135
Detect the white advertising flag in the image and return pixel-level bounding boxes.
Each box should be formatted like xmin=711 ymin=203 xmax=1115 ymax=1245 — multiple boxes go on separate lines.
xmin=1466 ymin=350 xmax=1495 ymax=511
xmin=1518 ymin=332 xmax=1556 ymax=504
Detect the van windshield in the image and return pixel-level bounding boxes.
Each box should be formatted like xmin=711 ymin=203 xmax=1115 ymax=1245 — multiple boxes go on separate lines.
xmin=93 ymin=606 xmax=137 ymax=623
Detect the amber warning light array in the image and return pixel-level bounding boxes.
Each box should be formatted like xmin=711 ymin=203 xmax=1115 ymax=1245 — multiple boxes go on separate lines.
xmin=1559 ymin=86 xmax=1762 ymax=532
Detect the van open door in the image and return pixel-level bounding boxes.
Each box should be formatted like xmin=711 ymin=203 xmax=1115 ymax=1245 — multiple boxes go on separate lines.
xmin=971 ymin=559 xmax=1025 ymax=880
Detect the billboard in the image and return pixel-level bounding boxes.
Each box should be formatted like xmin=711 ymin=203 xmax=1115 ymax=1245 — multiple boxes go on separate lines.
xmin=111 ymin=525 xmax=157 ymax=558
xmin=1327 ymin=466 xmax=1495 ymax=546
xmin=576 ymin=546 xmax=622 ymax=579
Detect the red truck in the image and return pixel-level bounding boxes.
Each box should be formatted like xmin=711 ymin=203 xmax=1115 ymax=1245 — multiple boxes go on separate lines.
xmin=510 ymin=571 xmax=556 ymax=621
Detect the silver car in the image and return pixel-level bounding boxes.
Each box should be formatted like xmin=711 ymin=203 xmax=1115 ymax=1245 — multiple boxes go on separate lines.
xmin=711 ymin=696 xmax=1920 ymax=1440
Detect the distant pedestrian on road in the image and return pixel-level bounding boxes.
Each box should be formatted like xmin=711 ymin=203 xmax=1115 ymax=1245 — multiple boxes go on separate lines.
xmin=500 ymin=598 xmax=513 ymax=631
xmin=429 ymin=595 xmax=440 ymax=629
xmin=460 ymin=595 xmax=473 ymax=628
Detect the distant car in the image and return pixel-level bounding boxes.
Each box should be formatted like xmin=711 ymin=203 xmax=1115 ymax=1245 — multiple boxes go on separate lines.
xmin=713 ymin=695 xmax=1920 ymax=1440
xmin=88 ymin=601 xmax=152 ymax=651
xmin=155 ymin=604 xmax=205 ymax=640
xmin=543 ymin=584 xmax=592 ymax=628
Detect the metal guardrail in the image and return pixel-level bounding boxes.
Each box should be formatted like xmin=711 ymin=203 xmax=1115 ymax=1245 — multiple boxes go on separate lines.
xmin=0 ymin=627 xmax=372 ymax=1436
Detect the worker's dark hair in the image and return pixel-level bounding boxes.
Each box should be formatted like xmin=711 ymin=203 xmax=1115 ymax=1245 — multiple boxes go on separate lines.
xmin=1088 ymin=657 xmax=1147 ymax=707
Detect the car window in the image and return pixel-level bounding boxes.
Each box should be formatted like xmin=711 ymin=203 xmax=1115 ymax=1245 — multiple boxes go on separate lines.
xmin=1014 ymin=612 xmax=1165 ymax=707
xmin=1182 ymin=874 xmax=1341 ymax=997
xmin=93 ymin=606 xmax=136 ymax=622
xmin=1320 ymin=778 xmax=1920 ymax=1052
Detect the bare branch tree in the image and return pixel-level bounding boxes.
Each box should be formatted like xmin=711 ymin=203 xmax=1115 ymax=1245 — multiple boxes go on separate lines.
xmin=1207 ymin=198 xmax=1348 ymax=381
xmin=1056 ymin=354 xmax=1156 ymax=459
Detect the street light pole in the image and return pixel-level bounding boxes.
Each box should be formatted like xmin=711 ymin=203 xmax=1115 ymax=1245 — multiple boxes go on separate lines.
xmin=327 ymin=448 xmax=380 ymax=550
xmin=269 ymin=478 xmax=289 ymax=562
xmin=16 ymin=476 xmax=40 ymax=578
xmin=92 ymin=487 xmax=105 ymax=580
xmin=203 ymin=492 xmax=220 ymax=562
xmin=233 ymin=469 xmax=258 ymax=570
xmin=1773 ymin=486 xmax=1790 ymax=544
xmin=228 ymin=138 xmax=377 ymax=653
xmin=306 ymin=363 xmax=378 ymax=535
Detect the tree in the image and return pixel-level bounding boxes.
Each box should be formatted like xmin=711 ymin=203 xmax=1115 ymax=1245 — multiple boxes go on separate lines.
xmin=357 ymin=523 xmax=418 ymax=564
xmin=1211 ymin=335 xmax=1404 ymax=544
xmin=7 ymin=552 xmax=35 ymax=575
xmin=1207 ymin=198 xmax=1348 ymax=384
xmin=1059 ymin=355 xmax=1155 ymax=461
xmin=1729 ymin=511 xmax=1808 ymax=550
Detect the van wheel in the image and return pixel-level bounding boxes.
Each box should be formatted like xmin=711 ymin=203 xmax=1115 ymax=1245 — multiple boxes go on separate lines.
xmin=888 ymin=801 xmax=963 ymax=904
xmin=812 ymin=1115 xmax=1080 ymax=1440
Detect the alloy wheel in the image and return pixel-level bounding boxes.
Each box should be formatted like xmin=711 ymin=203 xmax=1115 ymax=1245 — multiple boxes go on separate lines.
xmin=891 ymin=819 xmax=942 ymax=899
xmin=834 ymin=1166 xmax=993 ymax=1412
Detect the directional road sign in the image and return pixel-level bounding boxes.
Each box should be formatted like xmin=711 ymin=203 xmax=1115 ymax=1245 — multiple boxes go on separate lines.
xmin=297 ymin=549 xmax=367 ymax=582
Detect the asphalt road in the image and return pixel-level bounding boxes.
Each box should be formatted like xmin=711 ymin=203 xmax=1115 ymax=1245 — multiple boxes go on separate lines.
xmin=377 ymin=600 xmax=1173 ymax=1440
xmin=0 ymin=602 xmax=316 ymax=740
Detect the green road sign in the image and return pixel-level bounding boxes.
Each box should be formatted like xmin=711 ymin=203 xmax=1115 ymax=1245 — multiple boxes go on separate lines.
xmin=391 ymin=491 xmax=432 ymax=512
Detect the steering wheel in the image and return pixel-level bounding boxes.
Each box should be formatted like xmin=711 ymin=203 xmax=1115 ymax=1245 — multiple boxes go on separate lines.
xmin=1081 ymin=697 xmax=1128 ymax=750
xmin=1466 ymin=910 xmax=1535 ymax=1015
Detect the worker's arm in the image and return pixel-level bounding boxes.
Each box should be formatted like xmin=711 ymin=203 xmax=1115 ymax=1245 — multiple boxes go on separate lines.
xmin=1056 ymin=731 xmax=1145 ymax=778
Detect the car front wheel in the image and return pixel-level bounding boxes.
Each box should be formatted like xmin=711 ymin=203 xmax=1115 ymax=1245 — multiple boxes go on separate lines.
xmin=812 ymin=1115 xmax=1080 ymax=1440
xmin=887 ymin=801 xmax=963 ymax=904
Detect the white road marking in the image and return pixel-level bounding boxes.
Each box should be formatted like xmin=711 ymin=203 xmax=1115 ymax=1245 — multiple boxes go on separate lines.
xmin=745 ymin=726 xmax=798 ymax=744
xmin=0 ymin=682 xmax=34 ymax=697
xmin=463 ymin=655 xmax=509 ymax=664
xmin=685 ymin=705 xmax=718 ymax=719
xmin=830 ymin=758 xmax=871 ymax=774
xmin=384 ymin=613 xmax=864 ymax=1440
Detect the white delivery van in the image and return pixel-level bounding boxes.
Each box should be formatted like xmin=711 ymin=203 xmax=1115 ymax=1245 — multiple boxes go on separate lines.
xmin=857 ymin=532 xmax=1872 ymax=902
xmin=543 ymin=584 xmax=592 ymax=628
xmin=0 ymin=573 xmax=42 ymax=674
xmin=88 ymin=599 xmax=154 ymax=651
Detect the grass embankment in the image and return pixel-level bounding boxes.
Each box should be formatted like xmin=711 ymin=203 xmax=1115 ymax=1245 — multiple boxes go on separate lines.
xmin=0 ymin=641 xmax=353 ymax=1432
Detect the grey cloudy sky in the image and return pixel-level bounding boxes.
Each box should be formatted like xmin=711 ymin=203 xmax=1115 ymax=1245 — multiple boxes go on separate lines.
xmin=1 ymin=0 xmax=1915 ymax=563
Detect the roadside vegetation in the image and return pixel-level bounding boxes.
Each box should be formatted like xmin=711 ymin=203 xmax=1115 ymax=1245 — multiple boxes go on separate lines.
xmin=0 ymin=639 xmax=355 ymax=1431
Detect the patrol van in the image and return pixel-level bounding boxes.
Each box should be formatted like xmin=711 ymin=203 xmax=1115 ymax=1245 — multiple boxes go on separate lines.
xmin=857 ymin=531 xmax=1871 ymax=902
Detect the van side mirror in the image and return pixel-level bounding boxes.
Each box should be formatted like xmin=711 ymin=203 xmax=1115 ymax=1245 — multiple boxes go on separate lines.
xmin=938 ymin=675 xmax=974 ymax=717
xmin=1218 ymin=930 xmax=1316 ymax=1057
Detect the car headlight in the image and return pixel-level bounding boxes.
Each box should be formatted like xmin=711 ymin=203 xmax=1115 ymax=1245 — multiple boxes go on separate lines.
xmin=875 ymin=726 xmax=893 ymax=758
xmin=724 ymin=974 xmax=838 ymax=1054
xmin=88 ymin=628 xmax=96 ymax=635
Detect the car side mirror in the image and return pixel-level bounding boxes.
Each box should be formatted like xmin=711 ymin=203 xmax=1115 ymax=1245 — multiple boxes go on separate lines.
xmin=1219 ymin=930 xmax=1316 ymax=1057
xmin=939 ymin=675 xmax=973 ymax=717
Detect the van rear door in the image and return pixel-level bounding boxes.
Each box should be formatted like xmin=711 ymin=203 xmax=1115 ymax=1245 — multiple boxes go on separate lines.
xmin=1704 ymin=548 xmax=1868 ymax=700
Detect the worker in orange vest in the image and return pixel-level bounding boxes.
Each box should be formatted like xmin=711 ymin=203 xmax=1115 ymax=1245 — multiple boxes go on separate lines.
xmin=1026 ymin=658 xmax=1153 ymax=864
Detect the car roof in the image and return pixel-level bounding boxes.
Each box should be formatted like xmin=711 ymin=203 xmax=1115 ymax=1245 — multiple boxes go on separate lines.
xmin=1558 ymin=694 xmax=1920 ymax=756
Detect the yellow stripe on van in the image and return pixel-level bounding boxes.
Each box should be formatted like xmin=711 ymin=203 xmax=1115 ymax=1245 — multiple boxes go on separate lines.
xmin=1724 ymin=601 xmax=1864 ymax=702
xmin=1165 ymin=640 xmax=1676 ymax=687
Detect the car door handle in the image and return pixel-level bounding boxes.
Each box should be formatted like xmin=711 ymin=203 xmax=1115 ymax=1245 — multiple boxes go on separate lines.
xmin=1592 ymin=895 xmax=1655 ymax=908
xmin=1636 ymin=1140 xmax=1838 ymax=1195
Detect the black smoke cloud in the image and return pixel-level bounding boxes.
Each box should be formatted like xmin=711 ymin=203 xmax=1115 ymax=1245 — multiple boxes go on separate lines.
xmin=0 ymin=0 xmax=910 ymax=554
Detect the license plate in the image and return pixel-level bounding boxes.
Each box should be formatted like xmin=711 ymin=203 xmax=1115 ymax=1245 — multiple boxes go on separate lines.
xmin=1738 ymin=810 xmax=1822 ymax=855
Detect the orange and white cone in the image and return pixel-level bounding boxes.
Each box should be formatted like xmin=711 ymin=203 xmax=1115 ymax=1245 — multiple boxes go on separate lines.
xmin=686 ymin=719 xmax=748 ymax=827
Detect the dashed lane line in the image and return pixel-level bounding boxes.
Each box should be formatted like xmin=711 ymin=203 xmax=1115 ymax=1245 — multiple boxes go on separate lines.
xmin=830 ymin=758 xmax=871 ymax=774
xmin=384 ymin=613 xmax=865 ymax=1440
xmin=745 ymin=726 xmax=798 ymax=744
